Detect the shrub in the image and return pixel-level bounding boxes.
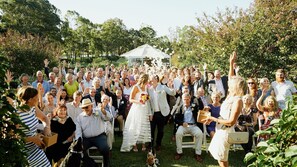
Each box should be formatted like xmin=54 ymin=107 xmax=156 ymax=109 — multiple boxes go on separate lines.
xmin=244 ymin=98 xmax=297 ymax=166
xmin=0 ymin=55 xmax=28 ymax=166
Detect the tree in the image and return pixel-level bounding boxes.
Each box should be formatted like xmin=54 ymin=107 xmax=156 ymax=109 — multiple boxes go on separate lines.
xmin=0 ymin=0 xmax=62 ymax=41
xmin=0 ymin=30 xmax=60 ymax=77
xmin=174 ymin=0 xmax=297 ymax=78
xmin=99 ymin=18 xmax=130 ymax=55
xmin=0 ymin=54 xmax=28 ymax=166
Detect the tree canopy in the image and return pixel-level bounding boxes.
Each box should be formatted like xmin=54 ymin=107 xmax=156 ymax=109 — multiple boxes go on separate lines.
xmin=172 ymin=0 xmax=297 ymax=79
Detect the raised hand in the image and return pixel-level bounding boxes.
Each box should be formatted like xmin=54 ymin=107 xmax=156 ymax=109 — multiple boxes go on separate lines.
xmin=5 ymin=70 xmax=13 ymax=84
xmin=229 ymin=51 xmax=237 ymax=65
xmin=203 ymin=63 xmax=207 ymax=70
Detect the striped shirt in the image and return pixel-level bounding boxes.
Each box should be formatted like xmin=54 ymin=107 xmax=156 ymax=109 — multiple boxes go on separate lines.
xmin=17 ymin=107 xmax=51 ymax=167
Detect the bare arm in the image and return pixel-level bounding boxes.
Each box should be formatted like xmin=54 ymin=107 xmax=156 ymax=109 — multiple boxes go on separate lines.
xmin=256 ymin=89 xmax=267 ymax=112
xmin=229 ymin=51 xmax=237 ymax=79
xmin=35 ymin=106 xmax=51 ymax=136
xmin=204 ymin=98 xmax=243 ymax=127
xmin=129 ymin=85 xmax=141 ymax=104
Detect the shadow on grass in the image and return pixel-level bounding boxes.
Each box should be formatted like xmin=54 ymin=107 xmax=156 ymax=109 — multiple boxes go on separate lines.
xmin=109 ymin=123 xmax=247 ymax=167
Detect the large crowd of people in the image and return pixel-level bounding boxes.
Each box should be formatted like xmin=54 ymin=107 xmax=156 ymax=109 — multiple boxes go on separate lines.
xmin=5 ymin=51 xmax=297 ymax=167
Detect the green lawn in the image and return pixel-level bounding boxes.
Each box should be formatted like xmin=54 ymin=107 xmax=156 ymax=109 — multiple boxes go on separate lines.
xmin=109 ymin=123 xmax=248 ymax=167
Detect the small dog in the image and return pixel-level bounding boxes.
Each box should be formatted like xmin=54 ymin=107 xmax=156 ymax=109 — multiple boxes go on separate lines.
xmin=59 ymin=137 xmax=83 ymax=167
xmin=146 ymin=150 xmax=160 ymax=167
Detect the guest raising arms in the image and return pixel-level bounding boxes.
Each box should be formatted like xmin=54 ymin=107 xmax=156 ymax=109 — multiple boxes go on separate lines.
xmin=203 ymin=51 xmax=245 ymax=167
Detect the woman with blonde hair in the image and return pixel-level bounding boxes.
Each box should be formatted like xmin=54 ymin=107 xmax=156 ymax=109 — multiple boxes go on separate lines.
xmin=206 ymin=92 xmax=222 ymax=138
xmin=120 ymin=74 xmax=151 ymax=152
xmin=256 ymin=90 xmax=281 ymax=141
xmin=203 ymin=51 xmax=245 ymax=167
xmin=257 ymin=77 xmax=274 ymax=103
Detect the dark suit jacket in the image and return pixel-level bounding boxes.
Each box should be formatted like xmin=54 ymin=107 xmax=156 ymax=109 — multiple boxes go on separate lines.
xmin=192 ymin=70 xmax=208 ymax=94
xmin=174 ymin=102 xmax=203 ymax=131
xmin=208 ymin=75 xmax=228 ymax=100
xmin=105 ymin=88 xmax=127 ymax=118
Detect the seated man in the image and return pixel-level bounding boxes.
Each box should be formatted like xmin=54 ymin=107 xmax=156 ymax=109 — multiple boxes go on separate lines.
xmin=75 ymin=98 xmax=112 ymax=167
xmin=174 ymin=93 xmax=203 ymax=163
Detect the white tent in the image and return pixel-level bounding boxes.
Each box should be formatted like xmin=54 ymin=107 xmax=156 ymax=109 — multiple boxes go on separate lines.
xmin=120 ymin=44 xmax=171 ymax=66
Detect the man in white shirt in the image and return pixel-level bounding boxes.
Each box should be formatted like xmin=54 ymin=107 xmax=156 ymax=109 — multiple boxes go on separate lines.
xmin=66 ymin=91 xmax=83 ymax=124
xmin=208 ymin=70 xmax=228 ymax=101
xmin=80 ymin=71 xmax=93 ymax=92
xmin=75 ymin=98 xmax=112 ymax=167
xmin=271 ymin=69 xmax=297 ymax=110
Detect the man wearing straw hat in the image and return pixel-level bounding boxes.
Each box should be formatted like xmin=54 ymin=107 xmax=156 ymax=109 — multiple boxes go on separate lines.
xmin=75 ymin=98 xmax=112 ymax=167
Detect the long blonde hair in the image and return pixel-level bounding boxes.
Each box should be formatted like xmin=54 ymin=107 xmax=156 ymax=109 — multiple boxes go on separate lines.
xmin=137 ymin=73 xmax=149 ymax=86
xmin=228 ymin=76 xmax=246 ymax=97
xmin=264 ymin=95 xmax=278 ymax=112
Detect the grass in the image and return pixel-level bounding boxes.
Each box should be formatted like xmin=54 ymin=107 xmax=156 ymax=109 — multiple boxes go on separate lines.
xmin=109 ymin=123 xmax=248 ymax=167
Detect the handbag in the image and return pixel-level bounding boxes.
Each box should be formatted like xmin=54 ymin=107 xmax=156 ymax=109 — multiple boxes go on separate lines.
xmin=227 ymin=132 xmax=249 ymax=144
xmin=197 ymin=110 xmax=211 ymax=123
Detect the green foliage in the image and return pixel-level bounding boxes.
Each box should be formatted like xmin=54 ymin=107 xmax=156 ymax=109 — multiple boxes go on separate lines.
xmin=174 ymin=0 xmax=297 ymax=78
xmin=92 ymin=55 xmax=127 ymax=68
xmin=0 ymin=0 xmax=62 ymax=42
xmin=0 ymin=54 xmax=28 ymax=166
xmin=244 ymin=98 xmax=297 ymax=167
xmin=0 ymin=30 xmax=60 ymax=77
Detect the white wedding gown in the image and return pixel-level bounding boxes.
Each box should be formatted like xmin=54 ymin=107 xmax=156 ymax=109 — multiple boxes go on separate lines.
xmin=120 ymin=85 xmax=151 ymax=152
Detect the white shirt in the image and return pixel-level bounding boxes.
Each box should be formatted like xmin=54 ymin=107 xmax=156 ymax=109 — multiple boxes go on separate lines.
xmin=66 ymin=102 xmax=83 ymax=124
xmin=153 ymin=88 xmax=160 ymax=112
xmin=271 ymin=80 xmax=297 ymax=110
xmin=173 ymin=77 xmax=182 ymax=90
xmin=215 ymin=79 xmax=225 ymax=98
xmin=75 ymin=110 xmax=111 ymax=139
xmin=82 ymin=79 xmax=93 ymax=89
xmin=123 ymin=86 xmax=132 ymax=95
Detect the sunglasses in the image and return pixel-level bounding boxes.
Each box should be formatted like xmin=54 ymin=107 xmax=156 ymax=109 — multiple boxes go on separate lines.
xmin=248 ymin=82 xmax=255 ymax=85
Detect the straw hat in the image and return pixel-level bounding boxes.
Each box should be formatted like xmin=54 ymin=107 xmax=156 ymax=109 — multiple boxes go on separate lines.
xmin=80 ymin=98 xmax=93 ymax=108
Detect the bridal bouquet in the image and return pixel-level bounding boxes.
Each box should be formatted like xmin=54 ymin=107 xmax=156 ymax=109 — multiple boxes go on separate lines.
xmin=140 ymin=93 xmax=150 ymax=104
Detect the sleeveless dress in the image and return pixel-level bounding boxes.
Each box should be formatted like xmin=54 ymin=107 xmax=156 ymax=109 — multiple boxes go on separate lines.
xmin=17 ymin=107 xmax=51 ymax=167
xmin=208 ymin=96 xmax=241 ymax=161
xmin=120 ymin=85 xmax=151 ymax=152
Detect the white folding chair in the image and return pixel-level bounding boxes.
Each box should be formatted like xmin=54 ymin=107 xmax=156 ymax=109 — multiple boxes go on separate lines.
xmin=181 ymin=133 xmax=196 ymax=149
xmin=202 ymin=124 xmax=209 ymax=153
xmin=87 ymin=146 xmax=104 ymax=167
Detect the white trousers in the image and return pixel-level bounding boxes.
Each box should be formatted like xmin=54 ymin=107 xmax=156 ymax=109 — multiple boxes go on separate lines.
xmin=176 ymin=125 xmax=203 ymax=155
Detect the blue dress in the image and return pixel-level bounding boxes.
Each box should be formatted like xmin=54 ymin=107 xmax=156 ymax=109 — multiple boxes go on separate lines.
xmin=206 ymin=104 xmax=221 ymax=134
xmin=17 ymin=107 xmax=51 ymax=167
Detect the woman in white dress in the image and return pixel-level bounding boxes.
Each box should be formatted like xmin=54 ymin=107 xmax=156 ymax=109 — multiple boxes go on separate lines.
xmin=120 ymin=74 xmax=152 ymax=152
xmin=203 ymin=51 xmax=245 ymax=167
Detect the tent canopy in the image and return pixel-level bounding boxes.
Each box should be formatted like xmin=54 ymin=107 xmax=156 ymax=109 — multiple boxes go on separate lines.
xmin=120 ymin=44 xmax=170 ymax=59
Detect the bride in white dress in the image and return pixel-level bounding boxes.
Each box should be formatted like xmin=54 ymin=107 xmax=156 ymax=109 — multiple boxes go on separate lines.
xmin=120 ymin=74 xmax=151 ymax=152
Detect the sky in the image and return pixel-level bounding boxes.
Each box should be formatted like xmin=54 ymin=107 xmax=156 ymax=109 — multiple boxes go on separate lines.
xmin=48 ymin=0 xmax=254 ymax=37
